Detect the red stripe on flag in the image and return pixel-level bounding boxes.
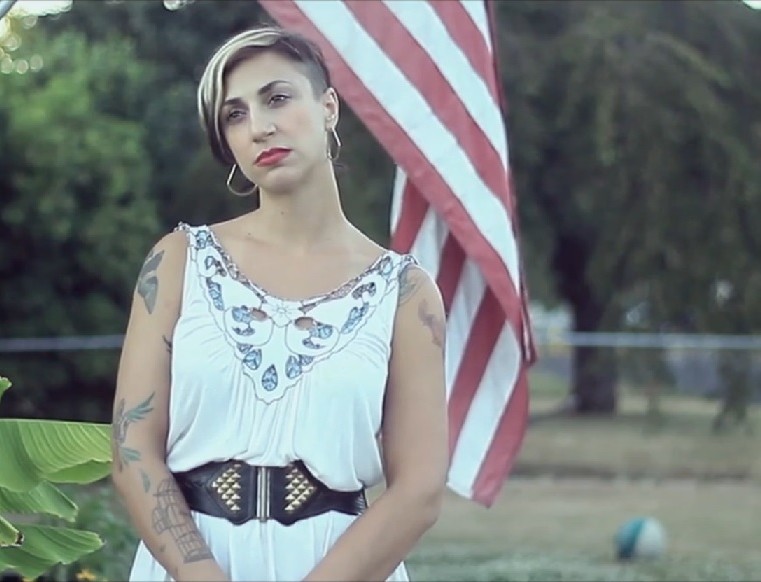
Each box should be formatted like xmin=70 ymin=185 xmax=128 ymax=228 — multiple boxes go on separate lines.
xmin=447 ymin=287 xmax=507 ymax=452
xmin=436 ymin=235 xmax=465 ymax=316
xmin=391 ymin=181 xmax=428 ymax=254
xmin=258 ymin=0 xmax=524 ymax=334
xmin=343 ymin=1 xmax=512 ymax=215
xmin=428 ymin=1 xmax=501 ymax=104
xmin=471 ymin=365 xmax=529 ymax=506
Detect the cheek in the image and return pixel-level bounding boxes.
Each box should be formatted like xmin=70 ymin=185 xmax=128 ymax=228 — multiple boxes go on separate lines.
xmin=286 ymin=102 xmax=315 ymax=125
xmin=221 ymin=130 xmax=244 ymax=165
xmin=224 ymin=124 xmax=248 ymax=152
xmin=285 ymin=106 xmax=324 ymax=149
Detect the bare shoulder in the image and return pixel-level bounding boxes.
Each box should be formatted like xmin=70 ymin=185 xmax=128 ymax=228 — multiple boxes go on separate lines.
xmin=395 ymin=259 xmax=446 ymax=350
xmin=397 ymin=260 xmax=441 ymax=307
xmin=133 ymin=228 xmax=188 ymax=317
xmin=143 ymin=227 xmax=188 ymax=260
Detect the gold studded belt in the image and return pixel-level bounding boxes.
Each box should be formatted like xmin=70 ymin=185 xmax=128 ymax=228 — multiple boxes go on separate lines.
xmin=173 ymin=460 xmax=367 ymax=526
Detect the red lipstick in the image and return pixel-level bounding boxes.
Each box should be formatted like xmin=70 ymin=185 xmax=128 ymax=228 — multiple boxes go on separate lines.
xmin=255 ymin=148 xmax=291 ymax=166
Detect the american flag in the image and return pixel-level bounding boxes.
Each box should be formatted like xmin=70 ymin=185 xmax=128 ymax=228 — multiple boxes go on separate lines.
xmin=260 ymin=0 xmax=535 ymax=507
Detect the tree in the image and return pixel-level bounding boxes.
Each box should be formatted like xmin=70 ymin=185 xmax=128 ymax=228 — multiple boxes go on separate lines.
xmin=496 ymin=0 xmax=761 ymax=413
xmin=0 ymin=27 xmax=160 ymax=420
xmin=40 ymin=0 xmax=395 ymax=243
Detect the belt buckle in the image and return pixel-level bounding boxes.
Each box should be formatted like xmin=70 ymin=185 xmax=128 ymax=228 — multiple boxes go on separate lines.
xmin=257 ymin=466 xmax=270 ymax=522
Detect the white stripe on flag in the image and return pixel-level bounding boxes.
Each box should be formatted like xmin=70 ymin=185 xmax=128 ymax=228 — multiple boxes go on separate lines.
xmin=389 ymin=167 xmax=407 ymax=235
xmin=411 ymin=209 xmax=449 ymax=281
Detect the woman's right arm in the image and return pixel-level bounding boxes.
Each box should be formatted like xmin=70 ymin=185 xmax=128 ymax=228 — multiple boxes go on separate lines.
xmin=110 ymin=231 xmax=228 ymax=582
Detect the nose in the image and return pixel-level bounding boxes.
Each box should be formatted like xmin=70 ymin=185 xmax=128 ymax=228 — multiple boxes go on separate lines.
xmin=248 ymin=113 xmax=275 ymax=142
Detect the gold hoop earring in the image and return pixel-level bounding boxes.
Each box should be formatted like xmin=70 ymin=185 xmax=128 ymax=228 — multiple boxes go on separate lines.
xmin=327 ymin=127 xmax=342 ymax=162
xmin=226 ymin=164 xmax=258 ymax=197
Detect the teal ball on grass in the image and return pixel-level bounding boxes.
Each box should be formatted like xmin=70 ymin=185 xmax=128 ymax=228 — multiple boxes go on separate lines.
xmin=615 ymin=517 xmax=667 ymax=560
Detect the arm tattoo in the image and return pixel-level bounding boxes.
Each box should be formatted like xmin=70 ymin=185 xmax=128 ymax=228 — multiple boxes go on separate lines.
xmin=398 ymin=263 xmax=422 ymax=306
xmin=137 ymin=249 xmax=164 ymax=314
xmin=112 ymin=393 xmax=155 ymax=472
xmin=152 ymin=479 xmax=214 ymax=564
xmin=163 ymin=335 xmax=173 ymax=355
xmin=418 ymin=299 xmax=446 ymax=350
xmin=140 ymin=469 xmax=152 ymax=493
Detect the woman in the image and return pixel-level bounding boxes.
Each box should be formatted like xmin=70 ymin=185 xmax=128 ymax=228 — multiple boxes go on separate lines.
xmin=110 ymin=25 xmax=449 ymax=582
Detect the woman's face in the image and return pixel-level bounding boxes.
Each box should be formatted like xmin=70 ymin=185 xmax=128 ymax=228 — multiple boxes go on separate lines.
xmin=220 ymin=50 xmax=338 ymax=194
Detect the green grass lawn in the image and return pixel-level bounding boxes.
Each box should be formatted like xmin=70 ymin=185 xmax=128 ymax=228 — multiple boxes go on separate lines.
xmin=407 ymin=547 xmax=761 ymax=582
xmin=403 ymin=370 xmax=761 ymax=581
xmin=522 ymin=370 xmax=760 ymax=481
xmin=406 ymin=478 xmax=761 ymax=581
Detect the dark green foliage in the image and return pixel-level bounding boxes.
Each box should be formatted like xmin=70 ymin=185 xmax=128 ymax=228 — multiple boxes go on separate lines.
xmin=497 ymin=1 xmax=761 ymax=412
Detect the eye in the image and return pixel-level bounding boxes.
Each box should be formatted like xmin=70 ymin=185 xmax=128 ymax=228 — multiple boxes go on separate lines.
xmin=269 ymin=93 xmax=290 ymax=106
xmin=224 ymin=109 xmax=245 ymax=123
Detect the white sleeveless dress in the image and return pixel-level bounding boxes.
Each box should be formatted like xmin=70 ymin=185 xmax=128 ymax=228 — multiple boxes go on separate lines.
xmin=128 ymin=223 xmax=412 ymax=582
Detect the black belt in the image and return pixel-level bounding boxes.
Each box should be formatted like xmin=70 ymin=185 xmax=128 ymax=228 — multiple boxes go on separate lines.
xmin=174 ymin=460 xmax=367 ymax=526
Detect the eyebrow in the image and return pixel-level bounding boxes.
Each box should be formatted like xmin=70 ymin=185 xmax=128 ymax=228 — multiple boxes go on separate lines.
xmin=222 ymin=80 xmax=292 ymax=108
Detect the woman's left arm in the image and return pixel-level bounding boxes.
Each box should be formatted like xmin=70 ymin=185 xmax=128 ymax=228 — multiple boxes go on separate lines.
xmin=303 ymin=264 xmax=449 ymax=582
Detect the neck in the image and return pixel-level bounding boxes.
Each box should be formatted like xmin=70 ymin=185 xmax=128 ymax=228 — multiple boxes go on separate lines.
xmin=252 ymin=164 xmax=348 ymax=250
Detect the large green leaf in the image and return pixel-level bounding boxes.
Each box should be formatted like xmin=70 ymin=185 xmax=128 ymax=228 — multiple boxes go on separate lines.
xmin=0 ymin=482 xmax=77 ymax=522
xmin=48 ymin=460 xmax=114 ymax=484
xmin=0 ymin=420 xmax=112 ymax=492
xmin=0 ymin=515 xmax=23 ymax=549
xmin=0 ymin=377 xmax=10 ymax=404
xmin=0 ymin=422 xmax=40 ymax=492
xmin=19 ymin=419 xmax=112 ymax=476
xmin=0 ymin=524 xmax=103 ymax=579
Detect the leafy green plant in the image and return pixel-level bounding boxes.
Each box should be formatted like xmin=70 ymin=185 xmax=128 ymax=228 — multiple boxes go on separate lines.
xmin=0 ymin=376 xmax=113 ymax=579
xmin=54 ymin=484 xmax=138 ymax=582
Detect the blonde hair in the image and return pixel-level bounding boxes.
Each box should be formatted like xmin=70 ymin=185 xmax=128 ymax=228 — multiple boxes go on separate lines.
xmin=197 ymin=25 xmax=332 ymax=166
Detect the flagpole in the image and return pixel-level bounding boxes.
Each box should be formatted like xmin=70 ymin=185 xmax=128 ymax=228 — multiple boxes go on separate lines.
xmin=0 ymin=0 xmax=18 ymax=20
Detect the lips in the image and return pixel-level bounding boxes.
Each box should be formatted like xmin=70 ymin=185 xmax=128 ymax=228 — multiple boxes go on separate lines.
xmin=255 ymin=148 xmax=291 ymax=167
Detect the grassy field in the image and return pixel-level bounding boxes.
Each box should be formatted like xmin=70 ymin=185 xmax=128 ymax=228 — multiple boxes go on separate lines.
xmin=407 ymin=479 xmax=761 ymax=581
xmin=522 ymin=373 xmax=759 ymax=482
xmin=403 ymin=371 xmax=761 ymax=581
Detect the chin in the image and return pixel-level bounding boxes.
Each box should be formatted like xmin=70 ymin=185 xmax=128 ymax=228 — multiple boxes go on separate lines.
xmin=260 ymin=162 xmax=324 ymax=195
xmin=260 ymin=174 xmax=305 ymax=196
